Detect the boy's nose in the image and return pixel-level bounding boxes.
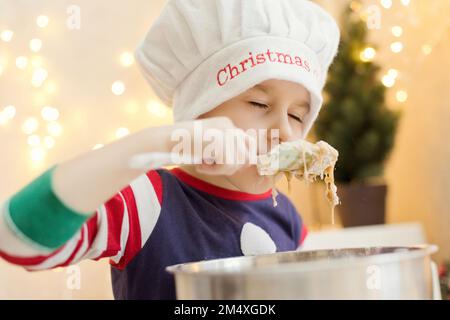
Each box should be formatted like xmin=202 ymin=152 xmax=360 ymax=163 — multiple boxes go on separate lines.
xmin=271 ymin=113 xmax=294 ymax=144
xmin=261 ymin=114 xmax=294 ymax=155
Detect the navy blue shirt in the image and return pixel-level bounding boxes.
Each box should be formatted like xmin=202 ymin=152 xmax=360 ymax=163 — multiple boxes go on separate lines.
xmin=111 ymin=167 xmax=306 ymax=299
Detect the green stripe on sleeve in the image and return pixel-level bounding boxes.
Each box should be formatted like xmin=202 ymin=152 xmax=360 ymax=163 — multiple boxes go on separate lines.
xmin=6 ymin=165 xmax=94 ymax=250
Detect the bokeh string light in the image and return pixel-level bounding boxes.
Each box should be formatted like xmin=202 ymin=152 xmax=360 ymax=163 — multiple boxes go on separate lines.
xmin=0 ymin=30 xmax=14 ymax=42
xmin=7 ymin=1 xmax=446 ymax=167
xmin=0 ymin=105 xmax=17 ymax=126
xmin=29 ymin=38 xmax=43 ymax=53
xmin=0 ymin=14 xmax=68 ymax=167
xmin=111 ymin=80 xmax=126 ymax=96
xmin=36 ymin=15 xmax=49 ymax=28
xmin=15 ymin=56 xmax=28 ymax=70
xmin=120 ymin=52 xmax=135 ymax=67
xmin=0 ymin=9 xmax=175 ymax=166
xmin=352 ymin=0 xmax=450 ymax=106
xmin=360 ymin=46 xmax=377 ymax=62
xmin=115 ymin=127 xmax=130 ymax=139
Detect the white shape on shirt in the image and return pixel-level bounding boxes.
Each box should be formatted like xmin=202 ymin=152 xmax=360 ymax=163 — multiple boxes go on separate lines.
xmin=240 ymin=222 xmax=276 ymax=256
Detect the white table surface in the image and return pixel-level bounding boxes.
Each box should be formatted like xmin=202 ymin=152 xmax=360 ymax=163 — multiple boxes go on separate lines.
xmin=301 ymin=222 xmax=428 ymax=250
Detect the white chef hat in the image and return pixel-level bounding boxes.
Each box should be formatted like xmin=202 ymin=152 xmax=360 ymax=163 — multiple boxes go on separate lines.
xmin=135 ymin=0 xmax=340 ymax=138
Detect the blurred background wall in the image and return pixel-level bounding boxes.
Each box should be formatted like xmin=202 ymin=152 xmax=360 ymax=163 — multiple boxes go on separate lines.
xmin=0 ymin=0 xmax=449 ymax=299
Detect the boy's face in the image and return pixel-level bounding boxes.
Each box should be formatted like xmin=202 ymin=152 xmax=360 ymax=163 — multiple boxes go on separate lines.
xmin=198 ymin=79 xmax=311 ymax=153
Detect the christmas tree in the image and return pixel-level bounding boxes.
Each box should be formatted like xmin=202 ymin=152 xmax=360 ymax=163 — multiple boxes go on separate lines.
xmin=314 ymin=4 xmax=400 ymax=184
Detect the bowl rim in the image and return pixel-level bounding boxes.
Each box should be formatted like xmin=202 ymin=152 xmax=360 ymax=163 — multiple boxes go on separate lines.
xmin=165 ymin=245 xmax=438 ymax=277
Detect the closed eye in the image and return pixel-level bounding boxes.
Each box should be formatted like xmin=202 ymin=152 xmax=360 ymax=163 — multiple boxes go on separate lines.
xmin=289 ymin=114 xmax=303 ymax=123
xmin=249 ymin=101 xmax=269 ymax=109
xmin=249 ymin=101 xmax=303 ymax=123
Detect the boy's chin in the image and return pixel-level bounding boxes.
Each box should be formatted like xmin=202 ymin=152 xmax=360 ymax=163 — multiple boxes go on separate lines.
xmin=232 ymin=165 xmax=277 ymax=190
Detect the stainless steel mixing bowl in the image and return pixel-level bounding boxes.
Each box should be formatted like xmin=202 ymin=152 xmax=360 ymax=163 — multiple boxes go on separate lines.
xmin=166 ymin=245 xmax=439 ymax=300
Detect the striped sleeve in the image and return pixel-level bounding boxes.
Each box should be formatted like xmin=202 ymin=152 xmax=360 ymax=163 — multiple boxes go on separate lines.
xmin=0 ymin=170 xmax=163 ymax=271
xmin=299 ymin=224 xmax=308 ymax=247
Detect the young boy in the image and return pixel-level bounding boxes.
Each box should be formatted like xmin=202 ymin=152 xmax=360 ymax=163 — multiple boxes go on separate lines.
xmin=0 ymin=0 xmax=340 ymax=299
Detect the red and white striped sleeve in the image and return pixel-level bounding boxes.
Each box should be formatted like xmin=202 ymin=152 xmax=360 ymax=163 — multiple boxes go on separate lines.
xmin=298 ymin=224 xmax=308 ymax=247
xmin=0 ymin=170 xmax=163 ymax=271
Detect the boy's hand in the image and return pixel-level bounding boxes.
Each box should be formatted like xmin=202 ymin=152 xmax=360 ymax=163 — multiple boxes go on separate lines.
xmin=178 ymin=117 xmax=257 ymax=176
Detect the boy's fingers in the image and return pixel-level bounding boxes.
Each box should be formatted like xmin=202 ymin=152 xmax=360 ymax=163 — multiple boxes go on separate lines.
xmin=203 ymin=157 xmax=215 ymax=165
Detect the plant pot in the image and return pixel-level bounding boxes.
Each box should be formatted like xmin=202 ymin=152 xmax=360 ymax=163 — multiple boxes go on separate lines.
xmin=337 ymin=183 xmax=387 ymax=227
